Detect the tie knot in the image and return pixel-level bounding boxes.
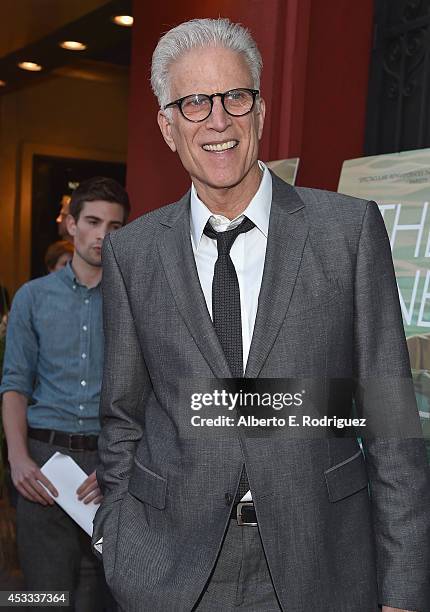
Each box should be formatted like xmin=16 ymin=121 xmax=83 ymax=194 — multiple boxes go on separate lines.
xmin=203 ymin=216 xmax=255 ymax=255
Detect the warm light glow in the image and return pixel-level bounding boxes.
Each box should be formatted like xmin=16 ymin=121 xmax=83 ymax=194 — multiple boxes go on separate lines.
xmin=60 ymin=40 xmax=87 ymax=51
xmin=18 ymin=61 xmax=42 ymax=72
xmin=112 ymin=15 xmax=133 ymax=27
xmin=0 ymin=80 xmax=6 ymax=87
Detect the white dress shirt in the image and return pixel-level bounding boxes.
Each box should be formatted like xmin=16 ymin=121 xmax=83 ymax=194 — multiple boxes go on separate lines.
xmin=190 ymin=162 xmax=272 ymax=503
xmin=190 ymin=161 xmax=272 ymax=372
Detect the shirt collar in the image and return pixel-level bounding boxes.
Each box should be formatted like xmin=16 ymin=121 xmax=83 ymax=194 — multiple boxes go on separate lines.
xmin=59 ymin=261 xmax=77 ymax=288
xmin=58 ymin=261 xmax=100 ymax=291
xmin=190 ymin=160 xmax=272 ymax=250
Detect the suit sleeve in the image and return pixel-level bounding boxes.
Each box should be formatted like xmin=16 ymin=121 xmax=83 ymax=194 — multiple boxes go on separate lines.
xmin=92 ymin=235 xmax=151 ymax=562
xmin=354 ymin=201 xmax=430 ymax=610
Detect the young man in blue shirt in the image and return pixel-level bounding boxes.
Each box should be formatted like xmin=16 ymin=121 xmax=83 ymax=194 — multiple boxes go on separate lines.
xmin=0 ymin=176 xmax=130 ymax=609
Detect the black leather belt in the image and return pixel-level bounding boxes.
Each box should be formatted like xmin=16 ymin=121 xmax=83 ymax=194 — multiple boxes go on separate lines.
xmin=231 ymin=501 xmax=258 ymax=526
xmin=28 ymin=427 xmax=98 ymax=452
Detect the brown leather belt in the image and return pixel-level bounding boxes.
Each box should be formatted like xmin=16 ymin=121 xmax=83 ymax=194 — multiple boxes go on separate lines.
xmin=28 ymin=427 xmax=98 ymax=452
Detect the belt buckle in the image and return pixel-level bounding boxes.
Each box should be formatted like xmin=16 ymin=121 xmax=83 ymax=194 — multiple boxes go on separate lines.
xmin=236 ymin=502 xmax=257 ymax=526
xmin=69 ymin=433 xmax=85 ymax=451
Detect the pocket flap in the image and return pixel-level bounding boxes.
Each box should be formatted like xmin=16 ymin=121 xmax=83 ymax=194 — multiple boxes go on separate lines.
xmin=288 ymin=278 xmax=342 ymax=316
xmin=324 ymin=450 xmax=368 ymax=502
xmin=128 ymin=460 xmax=167 ymax=509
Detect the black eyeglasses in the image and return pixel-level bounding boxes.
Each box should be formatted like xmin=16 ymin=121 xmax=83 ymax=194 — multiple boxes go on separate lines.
xmin=163 ymin=88 xmax=259 ymax=123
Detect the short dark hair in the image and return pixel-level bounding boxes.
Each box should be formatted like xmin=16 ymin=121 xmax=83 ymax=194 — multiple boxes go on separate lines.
xmin=69 ymin=176 xmax=131 ymax=223
xmin=44 ymin=240 xmax=74 ymax=271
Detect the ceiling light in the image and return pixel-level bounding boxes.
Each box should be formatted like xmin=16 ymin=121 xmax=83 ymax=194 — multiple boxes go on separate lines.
xmin=18 ymin=61 xmax=42 ymax=72
xmin=60 ymin=40 xmax=87 ymax=51
xmin=112 ymin=15 xmax=133 ymax=27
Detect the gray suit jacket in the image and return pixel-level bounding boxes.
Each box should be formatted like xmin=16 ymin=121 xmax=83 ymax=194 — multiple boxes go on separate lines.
xmin=93 ymin=174 xmax=430 ymax=612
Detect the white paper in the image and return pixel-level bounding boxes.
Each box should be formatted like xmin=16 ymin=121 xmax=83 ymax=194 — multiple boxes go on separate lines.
xmin=40 ymin=452 xmax=100 ymax=536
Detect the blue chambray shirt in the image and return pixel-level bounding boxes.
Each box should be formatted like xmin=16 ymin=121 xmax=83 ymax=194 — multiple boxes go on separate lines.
xmin=0 ymin=262 xmax=103 ymax=433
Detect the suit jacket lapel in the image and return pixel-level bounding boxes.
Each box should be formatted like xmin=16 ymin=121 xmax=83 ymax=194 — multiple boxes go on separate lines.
xmin=157 ymin=193 xmax=231 ymax=377
xmin=245 ymin=175 xmax=309 ymax=378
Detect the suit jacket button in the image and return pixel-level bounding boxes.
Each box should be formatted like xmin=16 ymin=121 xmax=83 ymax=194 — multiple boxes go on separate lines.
xmin=225 ymin=493 xmax=233 ymax=505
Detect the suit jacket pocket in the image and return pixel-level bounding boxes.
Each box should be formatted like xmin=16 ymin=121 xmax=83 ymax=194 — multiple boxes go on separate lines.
xmin=288 ymin=277 xmax=343 ymax=317
xmin=324 ymin=450 xmax=368 ymax=502
xmin=128 ymin=458 xmax=167 ymax=509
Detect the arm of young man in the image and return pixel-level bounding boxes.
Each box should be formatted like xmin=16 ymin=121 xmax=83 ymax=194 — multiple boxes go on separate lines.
xmin=0 ymin=284 xmax=57 ymax=505
xmin=2 ymin=390 xmax=57 ymax=505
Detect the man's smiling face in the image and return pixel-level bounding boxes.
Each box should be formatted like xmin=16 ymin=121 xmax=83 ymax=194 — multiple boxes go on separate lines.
xmin=157 ymin=46 xmax=265 ymax=202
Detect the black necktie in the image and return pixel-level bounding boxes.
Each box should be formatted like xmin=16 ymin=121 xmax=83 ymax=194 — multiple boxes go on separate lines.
xmin=203 ymin=216 xmax=255 ymax=502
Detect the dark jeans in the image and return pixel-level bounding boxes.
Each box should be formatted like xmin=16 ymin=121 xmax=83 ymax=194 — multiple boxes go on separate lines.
xmin=16 ymin=437 xmax=116 ymax=611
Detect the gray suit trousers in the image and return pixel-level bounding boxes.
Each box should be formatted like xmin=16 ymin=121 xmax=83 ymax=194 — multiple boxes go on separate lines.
xmin=193 ymin=520 xmax=282 ymax=612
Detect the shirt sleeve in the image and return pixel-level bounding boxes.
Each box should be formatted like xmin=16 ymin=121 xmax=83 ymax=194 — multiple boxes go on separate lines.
xmin=0 ymin=283 xmax=38 ymax=400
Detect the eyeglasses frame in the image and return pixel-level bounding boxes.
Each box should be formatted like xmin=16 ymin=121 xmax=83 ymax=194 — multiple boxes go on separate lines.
xmin=163 ymin=88 xmax=260 ymax=123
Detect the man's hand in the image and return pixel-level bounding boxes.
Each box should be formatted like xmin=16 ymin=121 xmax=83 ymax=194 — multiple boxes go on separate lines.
xmin=76 ymin=470 xmax=103 ymax=504
xmin=382 ymin=607 xmax=416 ymax=612
xmin=10 ymin=454 xmax=58 ymax=506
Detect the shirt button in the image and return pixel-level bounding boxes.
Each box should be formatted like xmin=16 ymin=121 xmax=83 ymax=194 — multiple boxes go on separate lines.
xmin=82 ymin=325 xmax=87 ymax=331
xmin=225 ymin=493 xmax=233 ymax=505
xmin=73 ymin=285 xmax=77 ymax=290
xmin=78 ymin=419 xmax=83 ymax=425
xmin=80 ymin=380 xmax=86 ymax=387
xmin=84 ymin=299 xmax=89 ymax=304
xmin=81 ymin=353 xmax=87 ymax=359
xmin=79 ymin=405 xmax=84 ymax=411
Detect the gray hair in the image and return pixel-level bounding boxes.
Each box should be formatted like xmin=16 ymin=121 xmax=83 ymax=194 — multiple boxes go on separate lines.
xmin=151 ymin=18 xmax=262 ymax=110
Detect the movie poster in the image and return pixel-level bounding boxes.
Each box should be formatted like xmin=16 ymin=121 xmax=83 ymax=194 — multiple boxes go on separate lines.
xmin=338 ymin=149 xmax=430 ymax=459
xmin=266 ymin=158 xmax=299 ymax=185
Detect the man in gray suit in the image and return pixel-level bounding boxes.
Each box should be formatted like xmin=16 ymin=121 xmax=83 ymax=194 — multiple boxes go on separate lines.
xmin=93 ymin=18 xmax=430 ymax=612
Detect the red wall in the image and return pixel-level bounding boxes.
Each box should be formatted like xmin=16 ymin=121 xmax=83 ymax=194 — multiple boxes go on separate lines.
xmin=296 ymin=1 xmax=374 ymax=190
xmin=126 ymin=0 xmax=373 ymax=216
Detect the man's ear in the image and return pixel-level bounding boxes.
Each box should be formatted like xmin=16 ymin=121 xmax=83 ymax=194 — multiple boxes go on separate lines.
xmin=257 ymin=97 xmax=266 ymax=141
xmin=65 ymin=214 xmax=77 ymax=237
xmin=157 ymin=110 xmax=177 ymax=152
